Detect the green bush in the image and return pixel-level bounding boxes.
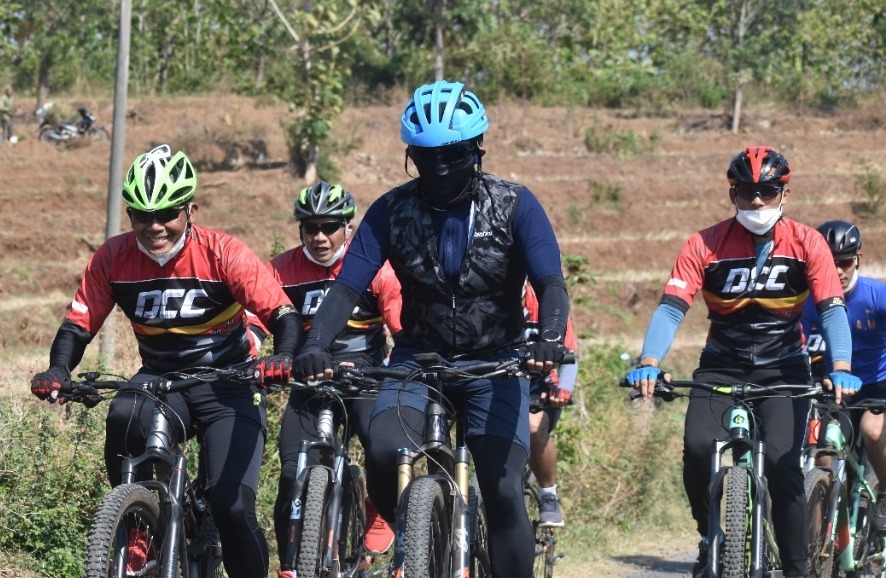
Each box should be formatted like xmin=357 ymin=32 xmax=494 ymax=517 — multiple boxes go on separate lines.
xmin=556 ymin=346 xmax=688 ymax=537
xmin=0 ymin=399 xmax=107 ymax=575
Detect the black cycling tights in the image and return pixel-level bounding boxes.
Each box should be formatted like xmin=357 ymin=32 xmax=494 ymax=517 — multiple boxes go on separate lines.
xmin=364 ymin=407 xmax=534 ymax=578
xmin=208 ymin=482 xmax=269 ymax=578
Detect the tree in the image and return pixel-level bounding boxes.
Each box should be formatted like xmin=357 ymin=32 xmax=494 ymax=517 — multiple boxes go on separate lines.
xmin=0 ymin=0 xmax=115 ymax=109
xmin=267 ymin=0 xmax=381 ymax=180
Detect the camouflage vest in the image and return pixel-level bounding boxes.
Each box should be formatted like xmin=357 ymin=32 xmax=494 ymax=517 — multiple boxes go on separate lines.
xmin=384 ymin=174 xmax=526 ymax=356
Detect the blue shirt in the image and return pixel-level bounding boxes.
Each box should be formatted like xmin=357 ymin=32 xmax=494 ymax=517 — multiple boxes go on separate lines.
xmin=802 ymin=275 xmax=886 ymax=385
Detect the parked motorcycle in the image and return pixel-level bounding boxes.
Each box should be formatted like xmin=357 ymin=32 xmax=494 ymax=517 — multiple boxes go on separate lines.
xmin=38 ymin=106 xmax=110 ymax=143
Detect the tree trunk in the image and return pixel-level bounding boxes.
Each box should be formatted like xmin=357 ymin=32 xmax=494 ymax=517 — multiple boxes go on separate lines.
xmin=434 ymin=0 xmax=445 ymax=80
xmin=731 ymin=82 xmax=744 ymax=134
xmin=37 ymin=54 xmax=52 ymax=113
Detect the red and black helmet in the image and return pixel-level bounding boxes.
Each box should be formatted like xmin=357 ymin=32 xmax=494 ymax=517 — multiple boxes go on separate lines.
xmin=726 ymin=146 xmax=791 ymax=185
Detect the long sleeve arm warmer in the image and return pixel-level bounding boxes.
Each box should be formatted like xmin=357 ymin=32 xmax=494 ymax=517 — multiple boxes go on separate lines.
xmin=820 ymin=305 xmax=852 ymax=364
xmin=534 ymin=275 xmax=570 ymax=337
xmin=639 ymin=302 xmax=686 ymax=363
xmin=302 ymin=282 xmax=362 ymax=351
xmin=48 ymin=320 xmax=94 ymax=370
xmin=268 ymin=306 xmax=303 ymax=356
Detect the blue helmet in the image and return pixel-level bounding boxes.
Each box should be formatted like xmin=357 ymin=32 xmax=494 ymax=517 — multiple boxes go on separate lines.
xmin=400 ymin=80 xmax=489 ymax=147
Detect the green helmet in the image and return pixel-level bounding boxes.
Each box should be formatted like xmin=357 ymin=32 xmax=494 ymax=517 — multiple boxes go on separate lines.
xmin=122 ymin=144 xmax=197 ymax=210
xmin=294 ymin=181 xmax=357 ymax=221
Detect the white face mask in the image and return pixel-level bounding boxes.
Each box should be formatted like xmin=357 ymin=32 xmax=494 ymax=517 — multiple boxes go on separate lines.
xmin=735 ymin=200 xmax=784 ymax=236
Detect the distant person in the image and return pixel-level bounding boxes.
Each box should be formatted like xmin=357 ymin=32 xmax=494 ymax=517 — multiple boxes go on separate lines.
xmin=266 ymin=181 xmax=402 ymax=577
xmin=624 ymin=146 xmax=860 ymax=578
xmin=523 ymin=282 xmax=578 ymax=527
xmin=802 ymin=220 xmax=886 ymax=534
xmin=30 ymin=144 xmax=301 ymax=578
xmin=0 ymin=85 xmax=13 ymax=142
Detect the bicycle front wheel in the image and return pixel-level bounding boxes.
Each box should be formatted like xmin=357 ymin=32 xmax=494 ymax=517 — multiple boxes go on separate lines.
xmin=296 ymin=467 xmax=332 ymax=578
xmin=84 ymin=483 xmax=165 ymax=578
xmin=401 ymin=476 xmax=451 ymax=578
xmin=805 ymin=467 xmax=835 ymax=578
xmin=722 ymin=467 xmax=751 ymax=578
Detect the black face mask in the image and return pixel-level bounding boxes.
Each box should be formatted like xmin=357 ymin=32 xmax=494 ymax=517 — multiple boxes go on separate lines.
xmin=410 ymin=144 xmax=477 ymax=208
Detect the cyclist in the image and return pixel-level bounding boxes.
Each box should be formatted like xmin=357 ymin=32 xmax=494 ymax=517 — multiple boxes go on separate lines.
xmin=293 ymin=80 xmax=570 ymax=578
xmin=624 ymin=146 xmax=860 ymax=578
xmin=801 ymin=220 xmax=886 ymax=533
xmin=30 ymin=144 xmax=301 ymax=578
xmin=523 ymin=282 xmax=578 ymax=527
xmin=266 ymin=181 xmax=402 ymax=576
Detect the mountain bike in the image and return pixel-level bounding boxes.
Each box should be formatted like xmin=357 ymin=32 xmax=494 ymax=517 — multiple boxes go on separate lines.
xmin=275 ymin=378 xmax=378 ymax=578
xmin=343 ymin=349 xmax=575 ymax=578
xmin=804 ymin=394 xmax=886 ymax=578
xmin=628 ymin=378 xmax=821 ymax=578
xmin=61 ymin=364 xmax=257 ymax=578
xmin=524 ymin=395 xmax=569 ymax=578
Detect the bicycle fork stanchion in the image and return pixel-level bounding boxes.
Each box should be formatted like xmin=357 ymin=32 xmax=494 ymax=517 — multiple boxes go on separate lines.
xmin=707 ymin=404 xmax=781 ymax=578
xmin=453 ymin=446 xmax=472 ymax=576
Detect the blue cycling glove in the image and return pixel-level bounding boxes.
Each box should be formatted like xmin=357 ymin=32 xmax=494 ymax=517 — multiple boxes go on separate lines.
xmin=625 ymin=365 xmax=662 ymax=385
xmin=829 ymin=370 xmax=862 ymax=393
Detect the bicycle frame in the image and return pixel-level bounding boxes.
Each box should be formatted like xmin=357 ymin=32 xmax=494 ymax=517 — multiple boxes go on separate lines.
xmin=121 ymin=404 xmax=206 ymax=578
xmin=809 ymin=408 xmax=886 ymax=573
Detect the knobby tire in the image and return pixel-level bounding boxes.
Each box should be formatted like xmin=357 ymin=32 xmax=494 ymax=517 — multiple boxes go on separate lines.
xmin=468 ymin=476 xmax=492 ymax=577
xmin=805 ymin=467 xmax=836 ymax=578
xmin=296 ymin=467 xmax=331 ymax=578
xmin=722 ymin=467 xmax=752 ymax=578
xmin=402 ymin=476 xmax=450 ymax=578
xmin=84 ymin=483 xmax=166 ymax=578
xmin=847 ymin=469 xmax=884 ymax=578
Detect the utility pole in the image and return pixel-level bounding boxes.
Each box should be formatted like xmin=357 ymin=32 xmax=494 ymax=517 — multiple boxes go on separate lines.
xmin=100 ymin=0 xmax=132 ymax=364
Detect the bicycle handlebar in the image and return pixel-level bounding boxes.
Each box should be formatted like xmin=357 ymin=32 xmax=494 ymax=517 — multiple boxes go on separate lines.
xmin=59 ymin=365 xmax=256 ymax=406
xmin=620 ymin=377 xmax=826 ymax=402
xmin=334 ymin=348 xmax=576 ymax=384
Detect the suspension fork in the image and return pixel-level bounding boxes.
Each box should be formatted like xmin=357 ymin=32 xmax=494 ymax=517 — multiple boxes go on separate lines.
xmin=161 ymin=454 xmax=189 ymax=578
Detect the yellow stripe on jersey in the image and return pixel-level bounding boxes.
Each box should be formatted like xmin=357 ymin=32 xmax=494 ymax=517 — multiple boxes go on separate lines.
xmin=346 ymin=316 xmax=384 ymax=330
xmin=132 ymin=302 xmax=243 ymax=336
xmin=702 ymin=289 xmax=809 ymax=313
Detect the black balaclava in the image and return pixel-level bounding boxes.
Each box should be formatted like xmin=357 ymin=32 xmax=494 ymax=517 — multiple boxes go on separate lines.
xmin=409 ymin=141 xmax=479 ymax=209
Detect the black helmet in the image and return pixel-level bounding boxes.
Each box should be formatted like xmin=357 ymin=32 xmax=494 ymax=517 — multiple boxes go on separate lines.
xmin=727 ymin=146 xmax=791 ymax=185
xmin=817 ymin=220 xmax=862 ymax=257
xmin=293 ymin=181 xmax=357 ymax=221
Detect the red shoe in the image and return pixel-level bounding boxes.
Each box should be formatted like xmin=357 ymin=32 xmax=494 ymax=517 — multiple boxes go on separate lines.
xmin=126 ymin=528 xmax=157 ymax=576
xmin=277 ymin=570 xmax=296 ymax=578
xmin=364 ymin=497 xmax=394 ymax=555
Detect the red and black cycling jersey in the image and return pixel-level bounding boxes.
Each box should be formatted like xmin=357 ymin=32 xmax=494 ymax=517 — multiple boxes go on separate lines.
xmin=65 ymin=225 xmax=293 ymax=371
xmin=269 ymin=246 xmax=402 ymax=364
xmin=662 ymin=217 xmax=844 ymax=366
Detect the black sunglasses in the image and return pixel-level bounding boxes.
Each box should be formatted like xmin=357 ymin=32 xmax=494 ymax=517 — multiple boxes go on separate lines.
xmin=300 ymin=221 xmax=344 ymax=236
xmin=732 ymin=183 xmax=784 ymax=202
xmin=835 ymin=256 xmax=858 ymax=269
xmin=411 ymin=143 xmax=475 ymax=164
xmin=128 ymin=206 xmax=186 ymax=224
